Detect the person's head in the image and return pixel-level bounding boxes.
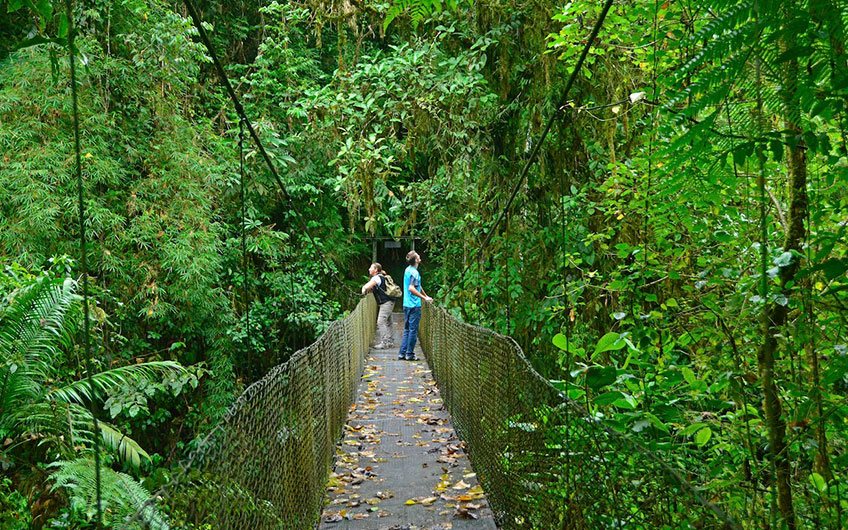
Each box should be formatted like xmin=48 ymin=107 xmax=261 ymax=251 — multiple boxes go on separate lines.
xmin=368 ymin=263 xmax=383 ymax=276
xmin=406 ymin=251 xmax=421 ymax=267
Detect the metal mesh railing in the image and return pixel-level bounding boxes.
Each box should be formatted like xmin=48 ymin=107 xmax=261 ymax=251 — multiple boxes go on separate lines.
xmin=127 ymin=296 xmax=376 ymax=530
xmin=419 ymin=302 xmax=739 ymax=530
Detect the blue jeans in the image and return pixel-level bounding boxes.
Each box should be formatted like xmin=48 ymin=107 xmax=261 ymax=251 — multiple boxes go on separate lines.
xmin=399 ymin=306 xmax=421 ymax=358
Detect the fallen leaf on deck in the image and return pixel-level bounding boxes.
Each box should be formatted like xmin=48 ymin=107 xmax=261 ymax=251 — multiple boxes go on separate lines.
xmin=454 ymin=507 xmax=479 ymax=519
xmin=466 ymin=485 xmax=484 ymax=497
xmin=452 ymin=480 xmax=470 ymax=490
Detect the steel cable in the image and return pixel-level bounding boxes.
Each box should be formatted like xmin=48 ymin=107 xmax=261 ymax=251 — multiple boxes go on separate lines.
xmin=445 ymin=0 xmax=616 ymax=301
xmin=65 ymin=0 xmax=103 ymax=525
xmin=182 ymin=0 xmax=362 ymax=299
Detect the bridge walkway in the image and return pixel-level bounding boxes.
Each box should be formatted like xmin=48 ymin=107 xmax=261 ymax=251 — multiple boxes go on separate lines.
xmin=320 ymin=313 xmax=497 ymax=529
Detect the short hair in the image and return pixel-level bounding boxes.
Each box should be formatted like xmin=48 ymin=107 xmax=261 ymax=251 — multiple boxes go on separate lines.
xmin=406 ymin=251 xmax=419 ymax=265
xmin=370 ymin=262 xmax=383 ymax=272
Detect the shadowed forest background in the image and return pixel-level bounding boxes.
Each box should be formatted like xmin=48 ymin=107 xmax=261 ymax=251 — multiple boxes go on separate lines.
xmin=1 ymin=0 xmax=846 ymax=527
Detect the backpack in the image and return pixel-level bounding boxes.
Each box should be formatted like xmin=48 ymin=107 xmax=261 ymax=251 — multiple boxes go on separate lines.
xmin=380 ymin=273 xmax=402 ymax=299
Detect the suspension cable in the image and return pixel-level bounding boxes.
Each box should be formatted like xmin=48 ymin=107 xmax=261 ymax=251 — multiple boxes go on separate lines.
xmin=65 ymin=0 xmax=102 ymax=525
xmin=644 ymin=0 xmax=659 ymax=275
xmin=557 ymin=105 xmax=573 ymax=491
xmin=445 ymin=0 xmax=615 ymax=301
xmin=182 ymin=0 xmax=361 ymax=298
xmin=504 ymin=208 xmax=511 ymax=335
xmin=239 ymin=119 xmax=251 ymax=351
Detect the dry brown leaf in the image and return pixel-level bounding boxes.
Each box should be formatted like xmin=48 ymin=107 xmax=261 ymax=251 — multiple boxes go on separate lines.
xmin=454 ymin=507 xmax=479 ymax=520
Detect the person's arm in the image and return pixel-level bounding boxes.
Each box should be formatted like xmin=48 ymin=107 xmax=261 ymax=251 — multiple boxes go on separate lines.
xmin=408 ymin=282 xmax=433 ymax=302
xmin=361 ymin=276 xmax=379 ymax=294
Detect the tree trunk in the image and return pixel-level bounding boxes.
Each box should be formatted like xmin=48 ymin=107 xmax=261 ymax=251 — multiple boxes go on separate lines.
xmin=757 ymin=121 xmax=806 ymax=529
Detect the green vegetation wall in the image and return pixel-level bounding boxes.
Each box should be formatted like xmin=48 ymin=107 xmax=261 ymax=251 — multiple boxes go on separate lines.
xmin=0 ymin=0 xmax=846 ymax=527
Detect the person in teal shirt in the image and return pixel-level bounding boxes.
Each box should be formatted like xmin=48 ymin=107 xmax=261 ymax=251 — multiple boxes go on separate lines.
xmin=399 ymin=250 xmax=432 ymax=360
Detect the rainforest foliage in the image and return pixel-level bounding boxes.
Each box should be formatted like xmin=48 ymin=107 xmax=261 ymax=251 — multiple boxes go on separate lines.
xmin=1 ymin=0 xmax=846 ymax=527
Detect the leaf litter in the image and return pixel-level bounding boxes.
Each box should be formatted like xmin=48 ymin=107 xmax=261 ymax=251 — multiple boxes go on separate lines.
xmin=320 ymin=341 xmax=492 ymax=527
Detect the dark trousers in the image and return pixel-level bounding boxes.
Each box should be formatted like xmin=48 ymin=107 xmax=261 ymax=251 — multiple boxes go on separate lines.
xmin=399 ymin=306 xmax=421 ymax=357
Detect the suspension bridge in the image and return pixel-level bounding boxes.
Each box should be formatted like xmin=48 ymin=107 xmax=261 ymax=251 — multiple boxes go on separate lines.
xmin=127 ymin=297 xmax=737 ymax=529
xmin=55 ymin=0 xmax=744 ymax=527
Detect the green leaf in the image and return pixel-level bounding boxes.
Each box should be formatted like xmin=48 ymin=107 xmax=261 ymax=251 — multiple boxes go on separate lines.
xmin=800 ymin=258 xmax=848 ymax=281
xmin=679 ymin=422 xmax=709 ymax=436
xmin=552 ymin=333 xmax=582 ymax=355
xmin=593 ymin=332 xmax=626 ymax=358
xmin=612 ymin=394 xmax=637 ymax=410
xmin=695 ymin=427 xmax=712 ymax=447
xmin=644 ymin=412 xmax=669 ymax=433
xmin=594 ymin=390 xmax=624 ymax=406
xmin=809 ymin=472 xmax=827 ymax=493
xmin=585 ymin=365 xmax=617 ymax=390
xmin=682 ymin=366 xmax=697 ymax=385
xmin=58 ymin=12 xmax=69 ymax=38
xmin=33 ymin=0 xmax=52 ymax=20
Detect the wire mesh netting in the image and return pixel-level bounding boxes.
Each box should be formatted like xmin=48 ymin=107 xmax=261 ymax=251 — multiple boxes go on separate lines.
xmin=419 ymin=302 xmax=739 ymax=530
xmin=127 ymin=296 xmax=376 ymax=529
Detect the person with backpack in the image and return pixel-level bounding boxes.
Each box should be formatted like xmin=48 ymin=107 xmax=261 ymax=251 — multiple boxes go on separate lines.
xmin=361 ymin=262 xmax=398 ymax=349
xmin=398 ymin=250 xmax=432 ymax=361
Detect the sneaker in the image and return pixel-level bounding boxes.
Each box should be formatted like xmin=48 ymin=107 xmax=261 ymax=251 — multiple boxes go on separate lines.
xmin=397 ymin=353 xmax=406 ymax=360
xmin=405 ymin=355 xmax=418 ymax=361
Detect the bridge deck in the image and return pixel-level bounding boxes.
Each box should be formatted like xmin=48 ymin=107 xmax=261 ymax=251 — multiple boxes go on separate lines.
xmin=320 ymin=312 xmax=497 ymax=529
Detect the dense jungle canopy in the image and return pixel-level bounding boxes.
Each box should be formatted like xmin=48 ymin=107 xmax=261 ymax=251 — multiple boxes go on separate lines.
xmin=1 ymin=0 xmax=847 ymax=528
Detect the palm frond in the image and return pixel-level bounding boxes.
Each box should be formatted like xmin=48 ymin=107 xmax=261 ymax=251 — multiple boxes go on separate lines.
xmin=99 ymin=422 xmax=151 ymax=469
xmin=10 ymin=401 xmax=152 ymax=468
xmin=46 ymin=360 xmax=188 ymax=404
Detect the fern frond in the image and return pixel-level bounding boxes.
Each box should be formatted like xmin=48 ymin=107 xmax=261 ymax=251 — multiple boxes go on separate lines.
xmin=0 ymin=277 xmax=81 ymax=377
xmin=50 ymin=458 xmax=169 ymax=529
xmin=384 ymin=0 xmax=414 ymax=31
xmin=383 ymin=0 xmax=472 ymax=30
xmin=4 ymin=401 xmax=93 ymax=456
